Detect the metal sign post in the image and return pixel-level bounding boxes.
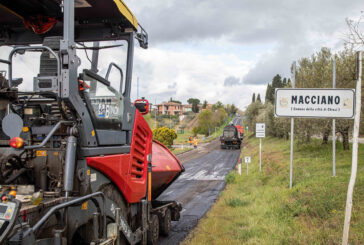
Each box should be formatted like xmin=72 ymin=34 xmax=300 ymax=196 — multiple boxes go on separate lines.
xmin=290 ymin=62 xmax=296 ymax=189
xmin=238 ymin=158 xmax=242 ymax=175
xmin=342 ymin=51 xmax=362 ymax=245
xmin=245 ymin=157 xmax=251 ymax=175
xmin=259 ymin=138 xmax=262 ymax=171
xmin=332 ymin=59 xmax=336 ymax=177
xmin=274 ymin=62 xmax=356 ymax=189
xmin=256 ymin=123 xmax=265 ymax=172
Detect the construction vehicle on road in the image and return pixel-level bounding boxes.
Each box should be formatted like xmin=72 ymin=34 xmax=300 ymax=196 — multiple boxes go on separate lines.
xmin=0 ymin=0 xmax=184 ymax=244
xmin=220 ymin=124 xmax=242 ymax=150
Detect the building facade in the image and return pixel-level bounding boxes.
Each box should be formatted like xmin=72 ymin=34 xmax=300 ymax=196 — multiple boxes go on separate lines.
xmin=156 ymin=102 xmax=183 ymax=115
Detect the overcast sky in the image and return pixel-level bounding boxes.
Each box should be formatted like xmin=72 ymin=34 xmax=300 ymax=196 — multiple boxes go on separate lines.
xmin=0 ymin=0 xmax=363 ymax=110
xmin=126 ymin=0 xmax=363 ymax=109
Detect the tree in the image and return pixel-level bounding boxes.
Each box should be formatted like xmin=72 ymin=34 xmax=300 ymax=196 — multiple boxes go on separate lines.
xmin=252 ymin=93 xmax=256 ymax=103
xmin=202 ymin=100 xmax=208 ymax=109
xmin=257 ymin=93 xmax=261 ymax=102
xmin=192 ymin=127 xmax=199 ymax=136
xmin=169 ymin=97 xmax=181 ymax=104
xmin=197 ymin=109 xmax=214 ymax=136
xmin=345 ymin=14 xmax=364 ymax=48
xmin=187 ymin=98 xmax=200 ymax=113
xmin=230 ymin=104 xmax=238 ymax=115
xmin=265 ymin=83 xmax=273 ymax=104
xmin=225 ymin=104 xmax=238 ymax=115
xmin=212 ymin=101 xmax=224 ymax=111
xmin=245 ymin=102 xmax=264 ymax=134
xmin=152 ymin=127 xmax=177 ymax=147
xmin=212 ymin=107 xmax=228 ymax=126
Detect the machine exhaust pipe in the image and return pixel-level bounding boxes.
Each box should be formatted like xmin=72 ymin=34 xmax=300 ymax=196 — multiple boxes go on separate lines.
xmin=64 ymin=136 xmax=77 ymax=198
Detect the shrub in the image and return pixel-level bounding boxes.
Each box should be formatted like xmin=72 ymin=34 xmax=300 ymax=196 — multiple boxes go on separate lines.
xmin=226 ymin=172 xmax=236 ymax=184
xmin=192 ymin=127 xmax=199 ymax=137
xmin=152 ymin=127 xmax=177 ymax=147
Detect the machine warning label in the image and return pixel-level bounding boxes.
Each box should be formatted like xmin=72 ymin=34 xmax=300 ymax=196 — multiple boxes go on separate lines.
xmin=81 ymin=201 xmax=88 ymax=210
xmin=90 ymin=173 xmax=97 ymax=182
xmin=36 ymin=151 xmax=47 ymax=157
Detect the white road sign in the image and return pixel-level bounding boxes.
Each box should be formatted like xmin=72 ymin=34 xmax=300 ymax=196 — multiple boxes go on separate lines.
xmin=244 ymin=156 xmax=251 ymax=163
xmin=275 ymin=88 xmax=355 ymax=118
xmin=256 ymin=123 xmax=265 ymax=138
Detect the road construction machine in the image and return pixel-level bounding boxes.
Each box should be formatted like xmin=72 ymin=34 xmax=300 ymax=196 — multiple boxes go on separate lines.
xmin=220 ymin=124 xmax=242 ymax=150
xmin=234 ymin=125 xmax=244 ymax=140
xmin=0 ymin=0 xmax=184 ymax=244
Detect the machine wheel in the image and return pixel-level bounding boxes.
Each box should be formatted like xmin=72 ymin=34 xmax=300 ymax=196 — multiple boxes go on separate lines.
xmin=159 ymin=209 xmax=171 ymax=237
xmin=71 ymin=184 xmax=129 ymax=245
xmin=101 ymin=184 xmax=129 ymax=245
xmin=147 ymin=214 xmax=159 ymax=245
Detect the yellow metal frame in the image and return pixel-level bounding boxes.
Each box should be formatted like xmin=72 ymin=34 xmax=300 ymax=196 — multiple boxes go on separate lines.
xmin=0 ymin=0 xmax=139 ymax=31
xmin=113 ymin=0 xmax=138 ymax=30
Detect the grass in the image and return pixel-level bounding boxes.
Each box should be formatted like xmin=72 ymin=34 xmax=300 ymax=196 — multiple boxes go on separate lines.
xmin=171 ymin=147 xmax=193 ymax=155
xmin=182 ymin=135 xmax=364 ymax=245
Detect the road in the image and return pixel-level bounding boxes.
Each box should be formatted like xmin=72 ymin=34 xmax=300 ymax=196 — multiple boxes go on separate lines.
xmin=158 ymin=139 xmax=240 ymax=244
xmin=231 ymin=116 xmax=243 ymax=127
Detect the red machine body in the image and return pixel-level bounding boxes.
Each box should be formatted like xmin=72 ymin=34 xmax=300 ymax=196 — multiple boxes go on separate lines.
xmin=87 ymin=110 xmax=153 ymax=203
xmin=235 ymin=125 xmax=244 ymax=135
xmin=87 ymin=109 xmax=184 ymax=204
xmin=151 ymin=140 xmax=184 ymax=199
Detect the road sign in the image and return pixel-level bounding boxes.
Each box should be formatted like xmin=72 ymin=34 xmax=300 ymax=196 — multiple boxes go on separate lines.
xmin=256 ymin=123 xmax=265 ymax=138
xmin=275 ymin=88 xmax=355 ymax=118
xmin=244 ymin=156 xmax=251 ymax=163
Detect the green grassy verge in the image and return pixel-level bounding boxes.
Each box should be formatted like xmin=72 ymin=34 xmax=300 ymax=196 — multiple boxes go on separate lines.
xmin=171 ymin=147 xmax=193 ymax=155
xmin=183 ymin=136 xmax=364 ymax=245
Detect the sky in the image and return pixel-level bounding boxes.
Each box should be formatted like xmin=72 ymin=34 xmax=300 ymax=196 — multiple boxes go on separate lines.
xmin=126 ymin=0 xmax=363 ymax=110
xmin=0 ymin=0 xmax=363 ymax=110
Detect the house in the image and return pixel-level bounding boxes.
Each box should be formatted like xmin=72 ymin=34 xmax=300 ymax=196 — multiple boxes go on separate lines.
xmin=183 ymin=104 xmax=193 ymax=113
xmin=156 ymin=101 xmax=183 ymax=115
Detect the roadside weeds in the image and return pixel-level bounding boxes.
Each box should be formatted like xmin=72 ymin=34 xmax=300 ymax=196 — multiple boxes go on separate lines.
xmin=182 ymin=136 xmax=364 ymax=245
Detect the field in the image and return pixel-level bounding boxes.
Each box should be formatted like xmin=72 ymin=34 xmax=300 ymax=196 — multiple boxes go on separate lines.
xmin=183 ymin=135 xmax=364 ymax=245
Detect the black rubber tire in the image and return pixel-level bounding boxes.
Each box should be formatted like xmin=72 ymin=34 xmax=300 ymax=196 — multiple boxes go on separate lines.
xmin=148 ymin=214 xmax=159 ymax=245
xmin=72 ymin=184 xmax=129 ymax=245
xmin=100 ymin=184 xmax=129 ymax=245
xmin=159 ymin=209 xmax=171 ymax=237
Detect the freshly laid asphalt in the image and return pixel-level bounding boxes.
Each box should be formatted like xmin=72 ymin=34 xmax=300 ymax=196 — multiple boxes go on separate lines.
xmin=158 ymin=138 xmax=241 ymax=244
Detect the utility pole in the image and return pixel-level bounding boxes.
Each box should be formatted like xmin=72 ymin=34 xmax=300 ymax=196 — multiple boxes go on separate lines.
xmin=154 ymin=98 xmax=157 ymax=129
xmin=137 ymin=77 xmax=139 ymax=99
xmin=342 ymin=51 xmax=362 ymax=245
xmin=332 ymin=59 xmax=336 ymax=177
xmin=289 ymin=61 xmax=296 ymax=189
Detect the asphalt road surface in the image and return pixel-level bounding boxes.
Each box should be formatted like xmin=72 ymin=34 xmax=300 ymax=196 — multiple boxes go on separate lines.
xmin=231 ymin=116 xmax=243 ymax=127
xmin=158 ymin=139 xmax=240 ymax=244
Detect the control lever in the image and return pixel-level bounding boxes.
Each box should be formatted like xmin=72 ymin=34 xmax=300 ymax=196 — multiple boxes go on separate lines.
xmin=0 ymin=194 xmax=21 ymax=243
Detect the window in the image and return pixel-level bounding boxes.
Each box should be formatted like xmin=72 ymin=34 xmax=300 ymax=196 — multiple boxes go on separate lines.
xmin=82 ymin=71 xmax=123 ymax=130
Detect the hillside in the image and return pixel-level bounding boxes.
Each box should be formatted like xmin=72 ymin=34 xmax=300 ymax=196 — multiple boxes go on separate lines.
xmin=184 ymin=136 xmax=364 ymax=244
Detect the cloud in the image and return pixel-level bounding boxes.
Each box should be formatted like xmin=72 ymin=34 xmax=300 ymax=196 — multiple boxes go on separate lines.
xmin=127 ymin=0 xmax=363 ymax=89
xmin=128 ymin=0 xmax=362 ymax=45
xmin=131 ymin=47 xmax=253 ymax=109
xmin=1 ymin=0 xmax=362 ymax=111
xmin=224 ymin=76 xmax=241 ymax=87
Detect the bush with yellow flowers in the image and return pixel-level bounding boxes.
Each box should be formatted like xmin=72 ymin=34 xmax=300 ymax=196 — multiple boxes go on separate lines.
xmin=152 ymin=127 xmax=177 ymax=148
